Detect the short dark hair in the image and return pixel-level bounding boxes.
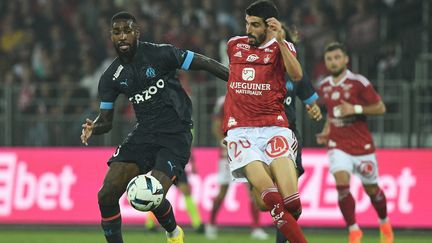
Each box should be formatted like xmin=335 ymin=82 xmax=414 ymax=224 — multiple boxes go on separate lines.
xmin=245 ymin=0 xmax=279 ymax=21
xmin=111 ymin=11 xmax=137 ymax=26
xmin=324 ymin=42 xmax=347 ymax=55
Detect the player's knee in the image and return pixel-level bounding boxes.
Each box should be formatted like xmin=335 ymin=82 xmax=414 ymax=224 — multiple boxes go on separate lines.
xmin=336 ymin=185 xmax=350 ymax=200
xmin=363 ymin=184 xmax=379 ymax=196
xmin=98 ymin=185 xmax=120 ymax=205
xmin=255 ymin=200 xmax=268 ymax=211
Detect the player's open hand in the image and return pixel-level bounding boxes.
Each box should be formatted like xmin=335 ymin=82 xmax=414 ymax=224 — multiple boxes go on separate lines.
xmin=81 ymin=118 xmax=94 ymax=146
xmin=306 ymin=103 xmax=322 ymax=121
xmin=266 ymin=17 xmax=284 ymax=42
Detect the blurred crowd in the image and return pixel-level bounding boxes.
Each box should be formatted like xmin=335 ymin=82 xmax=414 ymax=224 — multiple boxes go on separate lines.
xmin=0 ymin=0 xmax=424 ymax=146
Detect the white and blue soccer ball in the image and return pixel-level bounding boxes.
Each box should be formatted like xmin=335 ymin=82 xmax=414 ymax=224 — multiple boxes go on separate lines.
xmin=126 ymin=174 xmax=164 ymax=212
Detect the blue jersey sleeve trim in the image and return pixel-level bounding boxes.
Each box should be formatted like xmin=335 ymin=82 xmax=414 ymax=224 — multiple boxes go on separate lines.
xmin=100 ymin=102 xmax=114 ymax=109
xmin=181 ymin=51 xmax=194 ymax=70
xmin=303 ymin=92 xmax=318 ymax=105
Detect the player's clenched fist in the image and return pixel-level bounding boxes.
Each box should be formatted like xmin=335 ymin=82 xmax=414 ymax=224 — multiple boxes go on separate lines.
xmin=81 ymin=118 xmax=94 ymax=146
xmin=306 ymin=103 xmax=322 ymax=121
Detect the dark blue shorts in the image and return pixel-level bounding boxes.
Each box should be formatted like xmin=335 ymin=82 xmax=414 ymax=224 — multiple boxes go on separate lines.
xmin=107 ymin=129 xmax=192 ymax=184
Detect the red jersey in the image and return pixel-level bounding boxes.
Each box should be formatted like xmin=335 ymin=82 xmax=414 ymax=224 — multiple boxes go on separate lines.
xmin=318 ymin=70 xmax=382 ymax=155
xmin=223 ymin=36 xmax=297 ymax=133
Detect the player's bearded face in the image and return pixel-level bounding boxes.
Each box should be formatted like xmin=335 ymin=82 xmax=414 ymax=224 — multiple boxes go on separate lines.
xmin=324 ymin=49 xmax=348 ymax=77
xmin=245 ymin=16 xmax=267 ymax=46
xmin=111 ymin=20 xmax=139 ymax=59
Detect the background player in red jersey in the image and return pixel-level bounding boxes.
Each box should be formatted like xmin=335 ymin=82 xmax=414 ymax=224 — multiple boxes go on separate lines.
xmin=316 ymin=42 xmax=394 ymax=243
xmin=222 ymin=1 xmax=307 ymax=242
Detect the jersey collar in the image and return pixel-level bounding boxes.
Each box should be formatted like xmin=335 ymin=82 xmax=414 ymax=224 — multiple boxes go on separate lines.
xmin=330 ymin=69 xmax=351 ymax=86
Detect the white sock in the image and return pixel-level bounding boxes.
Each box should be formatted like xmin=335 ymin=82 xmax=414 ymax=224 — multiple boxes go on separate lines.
xmin=348 ymin=224 xmax=360 ymax=232
xmin=379 ymin=217 xmax=389 ymax=224
xmin=167 ymin=226 xmax=180 ymax=238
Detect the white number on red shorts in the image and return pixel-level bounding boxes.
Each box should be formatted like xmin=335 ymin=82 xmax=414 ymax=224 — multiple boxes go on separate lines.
xmin=228 ymin=139 xmax=251 ymax=161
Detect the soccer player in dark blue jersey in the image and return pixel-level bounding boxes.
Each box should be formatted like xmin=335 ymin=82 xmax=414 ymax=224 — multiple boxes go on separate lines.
xmin=80 ymin=11 xmax=228 ymax=243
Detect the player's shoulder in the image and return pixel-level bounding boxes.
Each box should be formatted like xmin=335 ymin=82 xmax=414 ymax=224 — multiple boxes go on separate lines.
xmin=139 ymin=41 xmax=175 ymax=52
xmin=318 ymin=75 xmax=332 ymax=88
xmin=100 ymin=57 xmax=122 ymax=80
xmin=227 ymin=36 xmax=248 ymax=46
xmin=346 ymin=70 xmax=371 ymax=87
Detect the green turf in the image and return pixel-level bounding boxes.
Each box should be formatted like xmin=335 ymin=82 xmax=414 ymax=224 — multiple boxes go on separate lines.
xmin=1 ymin=228 xmax=431 ymax=243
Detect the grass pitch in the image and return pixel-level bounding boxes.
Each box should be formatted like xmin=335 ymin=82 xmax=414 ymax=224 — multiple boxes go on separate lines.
xmin=1 ymin=226 xmax=431 ymax=243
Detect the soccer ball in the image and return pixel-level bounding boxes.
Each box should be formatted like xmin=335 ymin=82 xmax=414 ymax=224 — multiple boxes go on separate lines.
xmin=126 ymin=174 xmax=164 ymax=212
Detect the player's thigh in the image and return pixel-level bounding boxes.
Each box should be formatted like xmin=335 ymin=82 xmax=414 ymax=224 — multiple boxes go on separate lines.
xmin=243 ymin=160 xmax=274 ymax=193
xmin=333 ymin=170 xmax=351 ymax=185
xmin=328 ymin=149 xmax=354 ymax=185
xmin=99 ymin=162 xmax=140 ymax=203
xmin=270 ymin=157 xmax=298 ymax=198
xmin=153 ymin=132 xmax=192 ymax=191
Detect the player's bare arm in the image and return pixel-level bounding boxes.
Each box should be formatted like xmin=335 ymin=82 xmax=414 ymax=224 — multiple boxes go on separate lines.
xmin=338 ymin=100 xmax=386 ymax=117
xmin=80 ymin=109 xmax=114 ymax=145
xmin=189 ymin=53 xmax=229 ymax=82
xmin=266 ymin=17 xmax=302 ymax=81
xmin=316 ymin=115 xmax=330 ymax=145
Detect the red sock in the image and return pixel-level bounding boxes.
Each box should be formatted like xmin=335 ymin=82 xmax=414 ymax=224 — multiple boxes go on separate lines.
xmin=336 ymin=185 xmax=356 ymax=226
xmin=369 ymin=187 xmax=388 ymax=219
xmin=283 ymin=192 xmax=302 ymax=220
xmin=261 ymin=188 xmax=307 ymax=243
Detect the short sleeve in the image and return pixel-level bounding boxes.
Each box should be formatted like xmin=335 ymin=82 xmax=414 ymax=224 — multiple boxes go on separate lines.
xmin=360 ymin=83 xmax=382 ymax=104
xmin=98 ymin=72 xmax=120 ymax=109
xmin=283 ymin=40 xmax=297 ymax=58
xmin=159 ymin=44 xmax=195 ymax=71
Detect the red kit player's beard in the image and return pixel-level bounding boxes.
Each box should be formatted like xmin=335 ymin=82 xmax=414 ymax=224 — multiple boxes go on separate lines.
xmin=330 ymin=67 xmax=346 ymax=78
xmin=248 ymin=33 xmax=266 ymax=47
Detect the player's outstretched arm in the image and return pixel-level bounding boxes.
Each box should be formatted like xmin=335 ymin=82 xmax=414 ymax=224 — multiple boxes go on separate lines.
xmin=189 ymin=53 xmax=229 ymax=82
xmin=80 ymin=109 xmax=114 ymax=146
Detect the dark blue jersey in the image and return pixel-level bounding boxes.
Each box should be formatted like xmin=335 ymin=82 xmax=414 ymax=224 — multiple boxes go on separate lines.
xmin=284 ymin=73 xmax=318 ymax=130
xmin=98 ymin=41 xmax=195 ymax=133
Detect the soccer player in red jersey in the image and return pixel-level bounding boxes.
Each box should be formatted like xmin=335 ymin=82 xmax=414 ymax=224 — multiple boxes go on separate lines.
xmin=222 ymin=1 xmax=307 ymax=242
xmin=316 ymin=42 xmax=394 ymax=243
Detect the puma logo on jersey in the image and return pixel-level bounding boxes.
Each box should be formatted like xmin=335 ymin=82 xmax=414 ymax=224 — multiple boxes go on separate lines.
xmin=112 ymin=65 xmax=124 ymax=80
xmin=129 ymin=79 xmax=165 ymax=104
